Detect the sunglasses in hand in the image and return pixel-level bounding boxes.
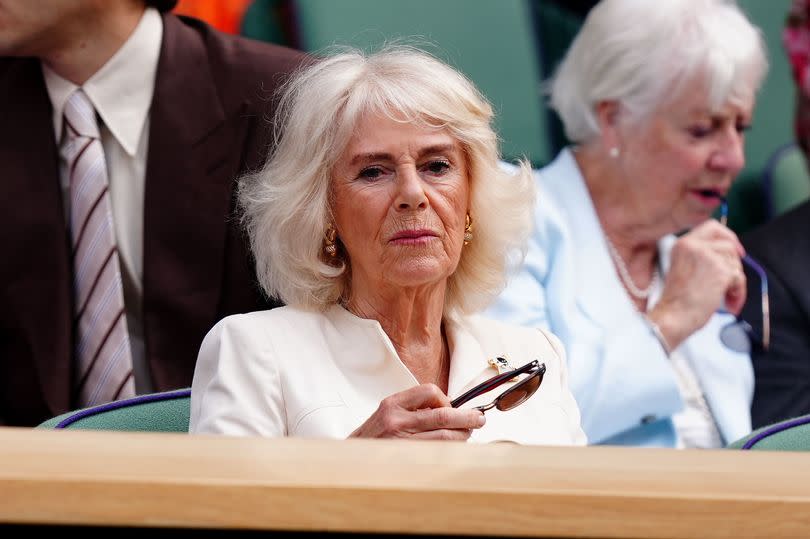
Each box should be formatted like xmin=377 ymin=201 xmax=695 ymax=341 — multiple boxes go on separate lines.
xmin=450 ymin=359 xmax=546 ymax=413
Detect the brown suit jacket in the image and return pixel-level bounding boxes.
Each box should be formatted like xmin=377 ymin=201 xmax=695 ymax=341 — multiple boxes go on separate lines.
xmin=0 ymin=14 xmax=305 ymax=426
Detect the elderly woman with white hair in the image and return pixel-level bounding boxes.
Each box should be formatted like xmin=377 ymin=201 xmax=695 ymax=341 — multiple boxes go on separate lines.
xmin=188 ymin=47 xmax=586 ymax=445
xmin=489 ymin=0 xmax=768 ymax=447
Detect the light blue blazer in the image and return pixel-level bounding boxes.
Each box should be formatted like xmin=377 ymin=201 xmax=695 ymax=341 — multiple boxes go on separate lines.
xmin=488 ymin=149 xmax=754 ymax=447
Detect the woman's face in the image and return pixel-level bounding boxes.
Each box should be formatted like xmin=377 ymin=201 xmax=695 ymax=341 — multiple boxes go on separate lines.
xmin=330 ymin=113 xmax=469 ymax=294
xmin=615 ymin=79 xmax=754 ymax=231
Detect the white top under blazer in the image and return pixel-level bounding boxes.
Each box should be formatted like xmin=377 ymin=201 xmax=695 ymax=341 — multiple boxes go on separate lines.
xmin=190 ymin=305 xmax=586 ymax=446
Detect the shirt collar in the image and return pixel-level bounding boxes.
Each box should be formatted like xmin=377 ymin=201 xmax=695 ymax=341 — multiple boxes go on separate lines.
xmin=42 ymin=7 xmax=162 ymax=156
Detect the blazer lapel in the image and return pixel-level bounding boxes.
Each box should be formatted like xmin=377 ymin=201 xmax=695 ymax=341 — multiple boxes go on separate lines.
xmin=324 ymin=306 xmax=418 ymax=407
xmin=142 ymin=16 xmax=234 ymax=366
xmin=0 ymin=59 xmax=72 ymax=414
xmin=545 ymin=150 xmax=638 ymax=330
xmin=324 ymin=307 xmax=495 ymax=406
xmin=445 ymin=315 xmax=494 ymax=399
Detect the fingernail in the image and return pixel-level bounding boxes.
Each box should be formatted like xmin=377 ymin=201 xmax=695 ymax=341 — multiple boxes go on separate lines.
xmin=477 ymin=412 xmax=486 ymax=427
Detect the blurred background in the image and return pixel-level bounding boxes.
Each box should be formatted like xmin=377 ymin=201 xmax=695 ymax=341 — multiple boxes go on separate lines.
xmin=173 ymin=0 xmax=798 ymax=234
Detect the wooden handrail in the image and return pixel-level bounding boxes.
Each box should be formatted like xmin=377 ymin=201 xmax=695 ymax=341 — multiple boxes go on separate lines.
xmin=2 ymin=427 xmax=810 ymax=537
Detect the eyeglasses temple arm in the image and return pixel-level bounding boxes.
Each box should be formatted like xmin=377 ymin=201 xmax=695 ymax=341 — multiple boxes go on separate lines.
xmin=719 ymin=197 xmax=770 ymax=351
xmin=742 ymin=254 xmax=770 ymax=350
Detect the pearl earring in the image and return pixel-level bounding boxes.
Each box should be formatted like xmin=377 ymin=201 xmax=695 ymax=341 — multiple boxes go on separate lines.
xmin=609 ymin=147 xmax=620 ymax=158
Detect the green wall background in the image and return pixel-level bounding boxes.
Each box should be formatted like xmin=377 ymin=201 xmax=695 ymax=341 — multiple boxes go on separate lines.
xmin=731 ymin=0 xmax=794 ymax=233
xmin=294 ymin=0 xmax=549 ymax=165
xmin=251 ymin=0 xmax=796 ymax=233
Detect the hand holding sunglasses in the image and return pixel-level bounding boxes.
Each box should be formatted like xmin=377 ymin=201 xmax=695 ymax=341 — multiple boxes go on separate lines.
xmin=451 ymin=359 xmax=546 ymax=412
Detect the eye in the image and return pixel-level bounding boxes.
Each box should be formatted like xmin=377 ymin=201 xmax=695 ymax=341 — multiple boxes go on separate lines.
xmin=422 ymin=160 xmax=451 ymax=176
xmin=357 ymin=166 xmax=386 ymax=181
xmin=688 ymin=125 xmax=713 ymax=139
xmin=736 ymin=123 xmax=751 ymax=134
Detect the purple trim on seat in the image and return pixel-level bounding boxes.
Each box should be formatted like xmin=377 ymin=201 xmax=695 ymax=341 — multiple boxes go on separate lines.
xmin=55 ymin=389 xmax=191 ymax=429
xmin=742 ymin=415 xmax=810 ymax=450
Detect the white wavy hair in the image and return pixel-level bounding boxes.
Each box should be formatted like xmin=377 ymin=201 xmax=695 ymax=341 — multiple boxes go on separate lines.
xmin=239 ymin=46 xmax=535 ymax=314
xmin=550 ymin=0 xmax=768 ymax=143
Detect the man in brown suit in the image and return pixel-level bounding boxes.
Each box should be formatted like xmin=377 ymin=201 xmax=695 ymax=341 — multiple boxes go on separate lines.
xmin=0 ymin=0 xmax=305 ymax=425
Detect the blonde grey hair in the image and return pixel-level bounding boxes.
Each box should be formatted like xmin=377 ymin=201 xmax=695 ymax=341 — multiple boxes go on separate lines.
xmin=239 ymin=46 xmax=535 ymax=314
xmin=550 ymin=0 xmax=768 ymax=143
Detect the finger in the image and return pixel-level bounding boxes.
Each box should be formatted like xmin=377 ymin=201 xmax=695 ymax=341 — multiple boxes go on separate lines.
xmin=725 ymin=270 xmax=748 ymax=315
xmin=708 ymin=245 xmax=743 ymax=274
xmin=690 ymin=219 xmax=744 ymax=250
xmin=411 ymin=428 xmax=474 ymax=441
xmin=386 ymin=383 xmax=451 ymax=411
xmin=681 ymin=231 xmax=743 ymax=271
xmin=408 ymin=406 xmax=486 ymax=433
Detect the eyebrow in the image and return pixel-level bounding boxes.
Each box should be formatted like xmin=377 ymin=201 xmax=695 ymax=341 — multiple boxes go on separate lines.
xmin=348 ymin=144 xmax=459 ymax=167
xmin=687 ymin=106 xmax=750 ymax=119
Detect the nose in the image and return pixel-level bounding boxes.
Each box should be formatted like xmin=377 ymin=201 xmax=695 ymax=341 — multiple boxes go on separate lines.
xmin=709 ymin=128 xmax=745 ymax=174
xmin=394 ymin=166 xmax=428 ymax=210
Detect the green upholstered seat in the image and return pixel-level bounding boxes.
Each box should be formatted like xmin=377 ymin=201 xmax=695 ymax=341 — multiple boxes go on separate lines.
xmin=727 ymin=414 xmax=810 ymax=451
xmin=293 ymin=0 xmax=551 ymax=166
xmin=762 ymin=142 xmax=810 ymax=220
xmin=37 ymin=388 xmax=191 ymax=433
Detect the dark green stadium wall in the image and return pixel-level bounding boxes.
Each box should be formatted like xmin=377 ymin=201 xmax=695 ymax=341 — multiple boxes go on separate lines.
xmin=241 ymin=0 xmax=795 ymax=233
xmin=732 ymin=0 xmax=793 ymax=233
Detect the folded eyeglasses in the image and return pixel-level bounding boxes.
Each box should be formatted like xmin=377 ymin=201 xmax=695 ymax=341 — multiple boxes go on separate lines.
xmin=451 ymin=359 xmax=546 ymax=413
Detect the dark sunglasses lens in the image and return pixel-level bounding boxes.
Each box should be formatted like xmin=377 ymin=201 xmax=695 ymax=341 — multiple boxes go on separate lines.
xmin=496 ymin=372 xmax=542 ymax=411
xmin=720 ymin=320 xmax=752 ymax=353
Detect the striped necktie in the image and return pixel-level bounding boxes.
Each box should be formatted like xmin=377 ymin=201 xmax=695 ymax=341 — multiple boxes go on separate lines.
xmin=61 ymin=89 xmax=135 ymax=408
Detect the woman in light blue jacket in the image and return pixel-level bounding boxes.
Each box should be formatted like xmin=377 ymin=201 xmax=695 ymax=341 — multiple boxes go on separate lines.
xmin=489 ymin=0 xmax=768 ymax=447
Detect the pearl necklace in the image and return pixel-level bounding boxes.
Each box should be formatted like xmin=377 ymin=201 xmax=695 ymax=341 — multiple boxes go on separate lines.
xmin=604 ymin=235 xmax=659 ymax=300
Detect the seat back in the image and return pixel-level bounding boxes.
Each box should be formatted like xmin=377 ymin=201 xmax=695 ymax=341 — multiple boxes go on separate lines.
xmin=37 ymin=389 xmax=191 ymax=432
xmin=293 ymin=0 xmax=550 ymax=166
xmin=727 ymin=414 xmax=810 ymax=451
xmin=762 ymin=142 xmax=810 ymax=220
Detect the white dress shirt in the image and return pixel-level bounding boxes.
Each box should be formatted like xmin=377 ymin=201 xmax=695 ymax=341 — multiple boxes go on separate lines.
xmin=190 ymin=305 xmax=587 ymax=446
xmin=43 ymin=7 xmax=163 ymax=393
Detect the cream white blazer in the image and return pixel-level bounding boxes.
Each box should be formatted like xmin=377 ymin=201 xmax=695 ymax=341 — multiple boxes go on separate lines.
xmin=190 ymin=305 xmax=586 ymax=445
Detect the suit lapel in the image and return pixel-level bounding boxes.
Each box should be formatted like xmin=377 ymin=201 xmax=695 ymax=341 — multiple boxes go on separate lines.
xmin=142 ymin=16 xmax=234 ymax=358
xmin=323 ymin=307 xmax=494 ymax=405
xmin=0 ymin=59 xmax=72 ymax=414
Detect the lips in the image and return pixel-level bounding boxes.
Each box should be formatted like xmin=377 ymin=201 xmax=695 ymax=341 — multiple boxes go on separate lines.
xmin=693 ymin=188 xmax=726 ymax=200
xmin=389 ymin=229 xmax=438 ymax=242
xmin=689 ymin=187 xmax=728 ymax=210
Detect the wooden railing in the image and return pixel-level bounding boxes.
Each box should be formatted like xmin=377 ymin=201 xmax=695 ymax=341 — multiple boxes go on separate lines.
xmin=2 ymin=427 xmax=809 ymax=537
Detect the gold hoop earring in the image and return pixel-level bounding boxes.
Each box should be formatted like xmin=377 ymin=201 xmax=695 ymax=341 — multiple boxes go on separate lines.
xmin=463 ymin=214 xmax=473 ymax=246
xmin=324 ymin=226 xmax=338 ymax=257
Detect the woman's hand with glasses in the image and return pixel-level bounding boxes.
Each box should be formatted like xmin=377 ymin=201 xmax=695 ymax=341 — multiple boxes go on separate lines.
xmin=349 ymin=384 xmax=486 ymax=441
xmin=451 ymin=359 xmax=546 ymax=412
xmin=717 ymin=197 xmax=770 ymax=353
xmin=647 ymin=219 xmax=747 ymax=352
